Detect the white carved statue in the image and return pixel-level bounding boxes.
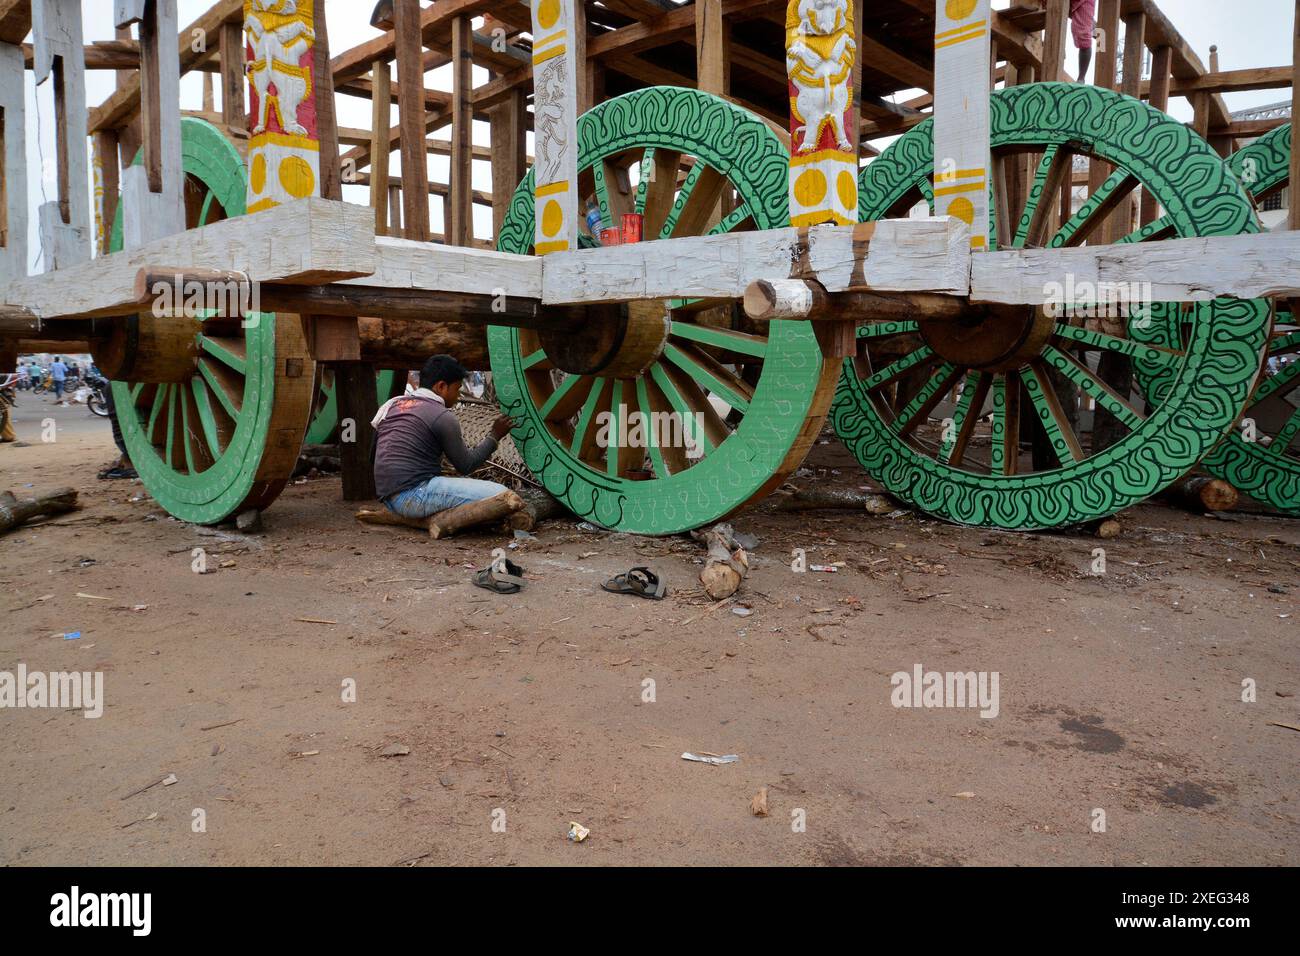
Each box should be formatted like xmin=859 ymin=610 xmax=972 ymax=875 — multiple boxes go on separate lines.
xmin=787 ymin=0 xmax=855 ymax=152
xmin=246 ymin=0 xmax=315 ymax=136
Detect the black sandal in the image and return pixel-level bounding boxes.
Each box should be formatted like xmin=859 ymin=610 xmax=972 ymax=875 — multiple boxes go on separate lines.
xmin=473 ymin=558 xmax=527 ymax=594
xmin=600 ymin=566 xmax=666 ymax=600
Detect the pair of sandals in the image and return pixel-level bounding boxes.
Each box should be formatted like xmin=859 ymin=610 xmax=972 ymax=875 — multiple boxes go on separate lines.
xmin=472 ymin=561 xmax=666 ymax=600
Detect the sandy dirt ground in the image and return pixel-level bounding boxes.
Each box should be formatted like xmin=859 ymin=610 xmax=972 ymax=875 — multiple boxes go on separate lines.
xmin=1 ymin=396 xmax=1297 ymax=866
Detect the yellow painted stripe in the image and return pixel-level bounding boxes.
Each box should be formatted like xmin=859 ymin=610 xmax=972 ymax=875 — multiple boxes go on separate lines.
xmin=535 ymin=180 xmax=570 ymax=197
xmin=535 ymin=239 xmax=570 ymax=254
xmin=970 ymin=236 xmax=988 ymax=249
xmin=248 ymin=131 xmax=321 ymax=152
xmin=933 ymin=180 xmax=987 ymax=197
xmin=790 ymin=148 xmax=857 ymax=167
xmin=934 ymin=19 xmax=987 ymax=41
xmin=532 ymin=44 xmax=565 ymax=65
xmin=936 ymin=168 xmax=988 ymax=183
xmin=533 ymin=29 xmax=566 ymax=50
xmin=790 ymin=210 xmax=855 ymax=227
xmin=935 ymin=28 xmax=987 ymax=50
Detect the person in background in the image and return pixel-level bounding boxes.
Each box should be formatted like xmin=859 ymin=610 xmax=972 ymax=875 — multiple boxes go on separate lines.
xmin=16 ymin=363 xmax=29 ymax=391
xmin=1071 ymin=0 xmax=1096 ymax=82
xmin=49 ymin=355 xmax=68 ymax=406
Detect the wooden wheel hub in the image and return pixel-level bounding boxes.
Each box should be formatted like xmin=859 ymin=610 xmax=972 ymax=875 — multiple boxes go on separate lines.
xmin=538 ymin=300 xmax=669 ymax=378
xmin=919 ymin=304 xmax=1052 ymax=371
xmin=95 ymin=313 xmax=203 ymax=383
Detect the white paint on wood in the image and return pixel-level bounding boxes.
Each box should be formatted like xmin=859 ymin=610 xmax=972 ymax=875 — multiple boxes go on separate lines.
xmin=32 ymin=0 xmax=91 ymax=270
xmin=114 ymin=0 xmax=149 ymax=26
xmin=3 ymin=198 xmax=376 ymax=320
xmin=541 ymin=216 xmax=971 ymax=304
xmin=121 ymin=0 xmax=185 ymax=249
xmin=0 ymin=42 xmax=28 ymax=283
xmin=530 ymin=0 xmax=579 ymax=254
xmin=932 ymin=0 xmax=992 ymax=252
xmin=970 ymin=230 xmax=1300 ymax=303
xmin=338 ymin=236 xmax=543 ymax=300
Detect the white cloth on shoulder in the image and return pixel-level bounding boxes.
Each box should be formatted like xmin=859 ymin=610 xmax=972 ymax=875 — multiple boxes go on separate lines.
xmin=370 ymin=387 xmax=445 ymax=428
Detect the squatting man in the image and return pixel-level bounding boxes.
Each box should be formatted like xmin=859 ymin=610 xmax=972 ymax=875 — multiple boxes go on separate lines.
xmin=372 ymin=355 xmax=524 ymax=530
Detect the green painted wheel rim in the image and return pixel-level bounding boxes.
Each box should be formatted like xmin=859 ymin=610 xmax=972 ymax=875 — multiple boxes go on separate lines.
xmin=108 ymin=117 xmax=283 ymax=524
xmin=1139 ymin=124 xmax=1299 ymax=514
xmin=491 ymin=86 xmax=828 ymax=534
xmin=833 ymin=82 xmax=1270 ymax=529
xmin=305 ymin=369 xmax=399 ymax=445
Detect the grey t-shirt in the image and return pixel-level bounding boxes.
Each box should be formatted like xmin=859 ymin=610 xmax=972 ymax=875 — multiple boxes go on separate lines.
xmin=373 ymin=395 xmax=498 ymax=499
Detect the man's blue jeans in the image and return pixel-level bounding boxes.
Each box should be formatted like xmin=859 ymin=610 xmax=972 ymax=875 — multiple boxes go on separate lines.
xmin=383 ymin=475 xmax=509 ymax=519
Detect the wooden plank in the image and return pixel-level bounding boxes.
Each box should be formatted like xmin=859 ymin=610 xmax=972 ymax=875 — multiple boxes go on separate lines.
xmin=1041 ymin=0 xmax=1067 ymax=81
xmin=32 ymin=0 xmax=90 ymax=270
xmin=0 ymin=40 xmax=27 ymax=282
xmin=338 ymin=234 xmax=541 ymax=300
xmin=932 ymin=0 xmax=992 ymax=253
xmin=449 ymin=15 xmax=473 ymax=247
xmin=0 ymin=0 xmax=31 ymax=45
xmin=971 ymin=230 xmax=1300 ymax=304
xmin=219 ymin=20 xmax=245 ymax=130
xmin=369 ymin=61 xmax=391 ymax=237
xmin=1109 ymin=10 xmax=1144 ymax=242
xmin=530 ymin=0 xmax=579 ymax=255
xmin=118 ymin=0 xmax=185 ymax=249
xmin=312 ymin=0 xmax=342 ymax=203
xmin=1140 ymin=44 xmax=1172 ymax=225
xmin=489 ymin=87 xmax=526 ymax=240
xmin=394 ymin=0 xmax=430 ymax=241
xmin=1138 ymin=65 xmax=1293 ymax=97
xmin=1293 ymin=0 xmax=1300 ymax=232
xmin=3 ymin=198 xmax=377 ymax=320
xmin=93 ymin=129 xmax=119 ymax=256
xmin=540 ymin=217 xmax=971 ymax=304
xmin=329 ymin=0 xmax=500 ymax=84
xmin=787 ymin=0 xmax=856 ymax=228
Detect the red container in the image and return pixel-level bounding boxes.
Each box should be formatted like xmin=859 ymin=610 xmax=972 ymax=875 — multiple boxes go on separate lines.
xmin=600 ymin=227 xmax=622 ymax=246
xmin=621 ymin=213 xmax=643 ymax=245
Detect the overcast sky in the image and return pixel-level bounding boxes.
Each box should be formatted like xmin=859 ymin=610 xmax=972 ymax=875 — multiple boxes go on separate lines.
xmin=13 ymin=0 xmax=1297 ymax=270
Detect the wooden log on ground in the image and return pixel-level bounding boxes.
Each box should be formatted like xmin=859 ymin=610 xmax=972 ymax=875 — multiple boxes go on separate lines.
xmin=428 ymin=490 xmax=524 ymax=539
xmin=500 ymin=488 xmax=566 ymax=533
xmin=1162 ymin=476 xmax=1240 ymax=513
xmin=0 ymin=487 xmax=80 ymax=534
xmin=763 ymin=486 xmax=903 ymax=515
xmin=691 ymin=522 xmax=750 ymax=600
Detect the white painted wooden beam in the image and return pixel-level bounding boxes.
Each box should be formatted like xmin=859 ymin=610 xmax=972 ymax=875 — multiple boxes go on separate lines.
xmin=0 ymin=41 xmax=28 ymax=283
xmin=529 ymin=0 xmax=579 ymax=254
xmin=541 ymin=216 xmax=971 ymax=305
xmin=337 ymin=235 xmax=542 ymax=300
xmin=932 ymin=0 xmax=992 ymax=253
xmin=970 ymin=230 xmax=1300 ymax=304
xmin=3 ymin=198 xmax=376 ymax=320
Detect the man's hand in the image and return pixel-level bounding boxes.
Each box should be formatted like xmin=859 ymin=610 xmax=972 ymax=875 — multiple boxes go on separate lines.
xmin=491 ymin=415 xmax=516 ymax=440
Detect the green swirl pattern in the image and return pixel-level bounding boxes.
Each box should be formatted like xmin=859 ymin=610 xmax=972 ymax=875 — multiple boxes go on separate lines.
xmin=833 ymin=83 xmax=1270 ymax=529
xmin=491 ymin=87 xmax=832 ymax=534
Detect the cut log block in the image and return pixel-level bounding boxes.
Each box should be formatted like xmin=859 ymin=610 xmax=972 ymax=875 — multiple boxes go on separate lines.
xmin=500 ymin=488 xmax=565 ymax=533
xmin=428 ymin=490 xmax=524 ymax=539
xmin=1163 ymin=476 xmax=1239 ymax=513
xmin=0 ymin=487 xmax=80 ymax=534
xmin=764 ymin=487 xmax=903 ymax=515
xmin=691 ymin=522 xmax=750 ymax=600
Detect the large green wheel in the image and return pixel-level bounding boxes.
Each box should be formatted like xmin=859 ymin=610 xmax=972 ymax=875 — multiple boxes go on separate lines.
xmin=106 ymin=117 xmax=315 ymax=524
xmin=1136 ymin=124 xmax=1298 ymax=514
xmin=491 ymin=87 xmax=839 ymax=534
xmin=832 ymin=83 xmax=1270 ymax=529
xmin=304 ymin=369 xmax=399 ymax=446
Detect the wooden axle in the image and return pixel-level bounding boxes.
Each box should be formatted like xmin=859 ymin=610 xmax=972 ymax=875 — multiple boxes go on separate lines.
xmin=743 ymin=278 xmax=970 ymax=323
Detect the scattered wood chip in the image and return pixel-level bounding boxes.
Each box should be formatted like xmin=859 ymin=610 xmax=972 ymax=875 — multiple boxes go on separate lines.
xmin=294 ymin=617 xmax=337 ymax=625
xmin=953 ymin=791 xmax=975 ymax=799
xmin=1267 ymin=721 xmax=1300 ymax=733
xmin=750 ymin=787 xmax=770 ymax=817
xmin=380 ymin=743 xmax=411 ymax=757
xmin=199 ymin=718 xmax=243 ymax=732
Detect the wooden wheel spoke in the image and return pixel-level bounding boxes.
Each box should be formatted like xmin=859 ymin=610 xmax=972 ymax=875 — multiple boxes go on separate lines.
xmin=634 ymin=377 xmax=672 ymax=477
xmin=178 ymin=387 xmax=197 ymax=474
xmin=594 ymin=157 xmax=632 ymax=231
xmin=198 ymin=358 xmax=243 ymax=419
xmin=861 ymin=346 xmax=937 ymax=392
xmin=1050 ymin=169 xmax=1138 ymax=248
xmin=917 ymin=176 xmax=935 ymax=210
xmin=1024 ymin=361 xmax=1085 ymax=466
xmin=1053 ymin=324 xmax=1182 ymax=367
xmin=199 ymin=334 xmax=247 ymax=375
xmin=650 ymin=361 xmax=725 ymax=454
xmin=1042 ymin=345 xmax=1146 ymax=430
xmin=1267 ymin=329 xmax=1300 ymax=357
xmin=989 ymin=372 xmax=1021 ymax=476
xmin=895 ymin=363 xmax=960 ymax=437
xmin=858 ymin=320 xmax=920 ymax=340
xmin=1116 ymin=214 xmax=1176 ymax=245
xmin=198 ymin=189 xmax=217 ymax=227
xmin=663 ymin=343 xmax=753 ymax=414
xmin=568 ymin=376 xmax=609 ymax=461
xmin=941 ymin=372 xmax=990 ymax=466
xmin=521 ymin=348 xmax=549 ymax=370
xmin=707 ymin=203 xmax=751 ymax=235
xmin=664 ymin=163 xmax=727 ymax=239
xmin=1266 ymin=405 xmax=1300 ymax=458
xmin=538 ymin=372 xmax=593 ymax=422
xmin=1252 ymin=358 xmax=1300 ymax=404
xmin=604 ymin=379 xmax=646 ymax=477
xmin=164 ymin=386 xmax=180 ymax=468
xmin=669 ymin=321 xmax=767 ymax=358
xmin=1014 ymin=144 xmax=1069 ymax=249
xmin=129 ymin=382 xmax=144 ymax=403
xmin=147 ymin=385 xmax=170 ymax=445
xmin=190 ymin=377 xmax=224 ymax=457
xmin=636 ymin=147 xmax=681 ymax=238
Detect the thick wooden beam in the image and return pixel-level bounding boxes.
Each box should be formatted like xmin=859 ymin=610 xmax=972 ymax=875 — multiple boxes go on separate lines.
xmin=449 ymin=15 xmax=473 ymax=247
xmin=932 ymin=0 xmax=992 ymax=253
xmin=1141 ymin=45 xmax=1173 ymax=225
xmin=1292 ymin=0 xmax=1300 ymax=233
xmin=394 ymin=0 xmax=430 ymax=241
xmin=530 ymin=0 xmax=579 ymax=255
xmin=0 ymin=0 xmax=31 ymax=45
xmin=1041 ymin=0 xmax=1067 ymax=82
xmin=219 ymin=20 xmax=245 ymax=130
xmin=489 ymin=88 xmax=526 ymax=240
xmin=369 ymin=62 xmax=391 ymax=237
xmin=0 ymin=40 xmax=27 ymax=282
xmin=1138 ymin=65 xmax=1293 ymax=97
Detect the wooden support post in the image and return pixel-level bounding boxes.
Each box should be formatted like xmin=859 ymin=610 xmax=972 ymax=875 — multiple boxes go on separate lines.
xmin=1292 ymin=0 xmax=1300 ymax=233
xmin=32 ymin=0 xmax=91 ymax=270
xmin=696 ymin=0 xmax=730 ymax=226
xmin=219 ymin=19 xmax=246 ymax=131
xmin=394 ymin=0 xmax=430 ymax=242
xmin=449 ymin=15 xmax=473 ymax=247
xmin=311 ymin=0 xmax=342 ymax=203
xmin=787 ymin=0 xmax=857 ymax=228
xmin=530 ymin=0 xmax=579 ymax=255
xmin=0 ymin=40 xmax=27 ymax=282
xmin=1141 ymin=46 xmax=1173 ymax=224
xmin=370 ymin=61 xmax=391 ymax=237
xmin=335 ymin=363 xmax=379 ymax=502
xmin=490 ymin=88 xmax=526 ymax=241
xmin=932 ymin=0 xmax=991 ymax=252
xmin=117 ymin=0 xmax=185 ymax=248
xmin=93 ymin=129 xmax=120 ymax=255
xmin=1042 ymin=0 xmax=1067 ymax=82
xmin=1110 ymin=10 xmax=1145 ymax=242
